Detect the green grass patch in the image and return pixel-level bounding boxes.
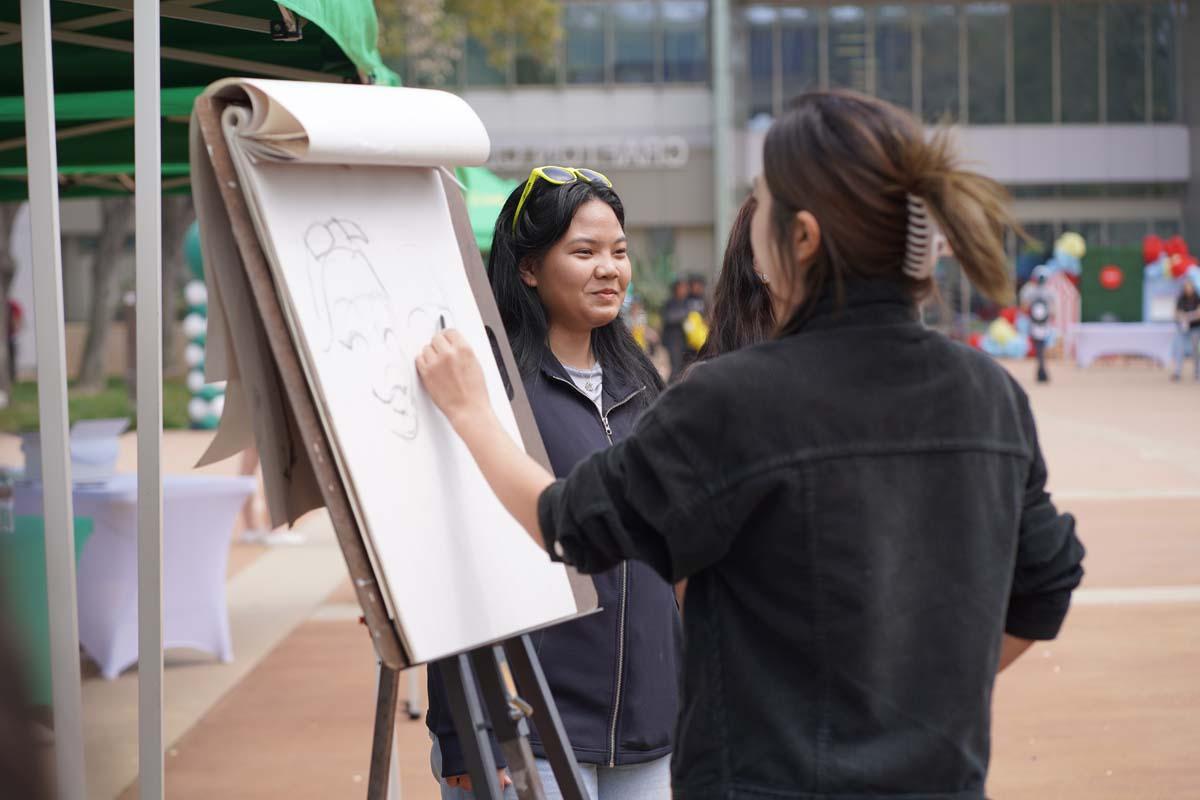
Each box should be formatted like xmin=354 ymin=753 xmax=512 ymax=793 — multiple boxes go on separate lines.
xmin=0 ymin=378 xmax=191 ymax=433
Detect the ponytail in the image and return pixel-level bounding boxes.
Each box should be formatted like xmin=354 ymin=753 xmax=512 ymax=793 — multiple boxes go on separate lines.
xmin=761 ymin=90 xmax=1020 ymax=330
xmin=907 ymin=130 xmax=1018 ymax=305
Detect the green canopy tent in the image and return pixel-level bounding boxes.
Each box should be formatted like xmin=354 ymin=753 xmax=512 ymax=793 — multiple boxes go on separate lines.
xmin=0 ymin=1 xmax=399 ymax=200
xmin=4 ymin=4 xmax=396 ymax=798
xmin=456 ymin=164 xmax=519 ymax=253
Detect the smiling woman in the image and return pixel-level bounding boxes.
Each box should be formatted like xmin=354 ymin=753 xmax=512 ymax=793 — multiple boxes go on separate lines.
xmin=424 ymin=168 xmax=678 ymax=800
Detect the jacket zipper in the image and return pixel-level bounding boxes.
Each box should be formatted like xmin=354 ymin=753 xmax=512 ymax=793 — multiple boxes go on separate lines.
xmin=546 ymin=373 xmax=642 ymax=766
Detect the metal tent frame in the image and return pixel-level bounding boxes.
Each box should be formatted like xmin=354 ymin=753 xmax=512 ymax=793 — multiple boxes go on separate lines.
xmin=13 ymin=3 xmax=395 ymax=797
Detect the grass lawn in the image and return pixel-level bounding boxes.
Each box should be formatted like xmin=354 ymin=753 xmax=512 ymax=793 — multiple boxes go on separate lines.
xmin=0 ymin=378 xmax=191 ymax=433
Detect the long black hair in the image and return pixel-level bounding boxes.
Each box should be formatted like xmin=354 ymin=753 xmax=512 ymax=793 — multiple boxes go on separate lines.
xmin=487 ymin=175 xmax=663 ymax=401
xmin=695 ymin=195 xmax=775 ymax=364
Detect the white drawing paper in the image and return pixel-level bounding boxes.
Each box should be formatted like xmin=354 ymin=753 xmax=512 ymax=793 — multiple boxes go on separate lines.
xmin=206 ymin=81 xmax=584 ymax=663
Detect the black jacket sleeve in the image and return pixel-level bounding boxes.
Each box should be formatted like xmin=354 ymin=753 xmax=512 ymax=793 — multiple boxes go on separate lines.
xmin=538 ymin=372 xmax=740 ymax=582
xmin=426 ymin=666 xmax=507 ymax=777
xmin=1006 ymin=394 xmax=1086 ymax=640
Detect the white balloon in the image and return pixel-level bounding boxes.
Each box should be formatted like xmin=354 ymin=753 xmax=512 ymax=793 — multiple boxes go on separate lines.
xmin=183 ymin=313 xmax=207 ymax=340
xmin=211 ymin=394 xmax=225 ymax=417
xmin=185 ymin=343 xmax=204 ymax=367
xmin=184 ymin=280 xmax=208 ymax=308
xmin=188 ymin=397 xmax=208 ymax=422
xmin=186 ymin=370 xmax=206 ymax=393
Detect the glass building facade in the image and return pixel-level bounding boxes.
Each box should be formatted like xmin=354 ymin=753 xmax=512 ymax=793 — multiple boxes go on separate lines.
xmin=388 ymin=0 xmax=1195 ymax=267
xmin=739 ymin=1 xmax=1183 ymax=125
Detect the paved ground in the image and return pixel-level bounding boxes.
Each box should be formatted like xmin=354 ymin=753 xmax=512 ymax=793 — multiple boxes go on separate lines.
xmin=25 ymin=358 xmax=1200 ymax=799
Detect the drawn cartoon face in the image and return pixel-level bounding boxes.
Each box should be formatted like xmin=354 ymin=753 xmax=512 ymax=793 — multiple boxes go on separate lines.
xmin=304 ymin=218 xmax=419 ymax=440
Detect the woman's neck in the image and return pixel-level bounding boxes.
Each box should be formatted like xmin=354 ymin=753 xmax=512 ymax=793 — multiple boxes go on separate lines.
xmin=547 ymin=324 xmax=596 ymax=370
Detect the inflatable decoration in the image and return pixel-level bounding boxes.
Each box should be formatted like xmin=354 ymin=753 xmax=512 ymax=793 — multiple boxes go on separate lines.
xmin=1142 ymin=234 xmax=1200 ymax=321
xmin=182 ymin=221 xmax=225 ymax=430
xmin=1099 ymin=265 xmax=1123 ymax=291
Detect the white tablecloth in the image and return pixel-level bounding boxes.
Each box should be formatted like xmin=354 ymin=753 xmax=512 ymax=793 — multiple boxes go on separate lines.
xmin=14 ymin=474 xmax=256 ymax=679
xmin=1071 ymin=322 xmax=1178 ymax=368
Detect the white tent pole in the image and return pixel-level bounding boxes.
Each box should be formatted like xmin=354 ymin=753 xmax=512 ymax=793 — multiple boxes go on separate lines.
xmin=18 ymin=1 xmax=87 ymax=797
xmin=134 ymin=1 xmax=164 ymax=798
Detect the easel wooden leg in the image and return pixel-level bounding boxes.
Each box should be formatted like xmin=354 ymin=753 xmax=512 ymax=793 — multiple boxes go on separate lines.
xmin=368 ymin=663 xmax=401 ymax=800
xmin=439 ymin=655 xmax=505 ymax=800
xmin=503 ymin=636 xmax=590 ymax=800
xmin=470 ymin=646 xmax=546 ymax=800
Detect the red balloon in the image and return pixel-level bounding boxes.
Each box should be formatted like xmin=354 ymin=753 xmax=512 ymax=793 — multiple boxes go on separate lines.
xmin=1170 ymin=254 xmax=1191 ymax=279
xmin=968 ymin=332 xmax=983 ymax=349
xmin=999 ymin=306 xmax=1019 ymax=325
xmin=1099 ymin=265 xmax=1123 ymax=290
xmin=1144 ymin=235 xmax=1164 ymax=265
xmin=1165 ymin=235 xmax=1188 ymax=258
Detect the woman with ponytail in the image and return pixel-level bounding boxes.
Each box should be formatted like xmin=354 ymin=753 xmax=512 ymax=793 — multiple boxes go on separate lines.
xmin=418 ymin=93 xmax=1085 ymax=799
xmin=426 ymin=168 xmax=678 ymax=800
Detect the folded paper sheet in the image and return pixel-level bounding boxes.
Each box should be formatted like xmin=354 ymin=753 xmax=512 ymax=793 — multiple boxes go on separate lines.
xmin=195 ymin=80 xmax=584 ymax=663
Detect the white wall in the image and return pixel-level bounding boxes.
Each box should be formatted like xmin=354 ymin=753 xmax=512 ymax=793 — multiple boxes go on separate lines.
xmin=742 ymin=125 xmax=1192 ymax=186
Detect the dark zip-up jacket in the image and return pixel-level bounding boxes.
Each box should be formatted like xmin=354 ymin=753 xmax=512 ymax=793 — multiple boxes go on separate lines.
xmin=427 ymin=351 xmax=681 ymax=777
xmin=539 ymin=281 xmax=1086 ymax=799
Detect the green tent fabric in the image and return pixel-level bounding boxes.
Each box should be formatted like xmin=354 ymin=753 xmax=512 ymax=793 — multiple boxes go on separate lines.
xmin=0 ymin=1 xmax=398 ymax=201
xmin=456 ymin=166 xmax=520 ymax=253
xmin=0 ymin=515 xmax=93 ymax=707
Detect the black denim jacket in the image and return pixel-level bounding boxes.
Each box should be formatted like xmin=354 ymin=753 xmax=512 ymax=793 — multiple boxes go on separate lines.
xmin=539 ymin=281 xmax=1085 ymax=800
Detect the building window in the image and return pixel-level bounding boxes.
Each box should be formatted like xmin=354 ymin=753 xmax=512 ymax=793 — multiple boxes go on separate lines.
xmin=1105 ymin=2 xmax=1148 ymax=122
xmin=745 ymin=5 xmax=777 ymax=118
xmin=1020 ymin=222 xmax=1057 ymax=253
xmin=1153 ymin=219 xmax=1182 ymax=238
xmin=1062 ymin=220 xmax=1106 ymax=247
xmin=1012 ymin=4 xmax=1052 ymax=123
xmin=663 ymin=1 xmax=709 ymax=82
xmin=515 ymin=35 xmax=558 ymax=85
xmin=613 ymin=1 xmax=658 ymax=83
xmin=874 ymin=6 xmax=914 ymax=111
xmin=1108 ymin=219 xmax=1149 ymax=246
xmin=1150 ymin=1 xmax=1178 ymax=122
xmin=828 ymin=6 xmax=869 ymax=94
xmin=465 ymin=37 xmax=509 ymax=87
xmin=779 ymin=7 xmax=819 ymax=105
xmin=1060 ymin=3 xmax=1101 ymax=122
xmin=564 ymin=3 xmax=607 ymax=84
xmin=920 ymin=5 xmax=961 ymax=122
xmin=966 ymin=3 xmax=1008 ymax=124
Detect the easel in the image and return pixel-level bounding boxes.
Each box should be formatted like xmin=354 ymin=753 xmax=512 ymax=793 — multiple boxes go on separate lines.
xmin=367 ymin=637 xmax=590 ymax=800
xmin=191 ymin=91 xmax=595 ymax=800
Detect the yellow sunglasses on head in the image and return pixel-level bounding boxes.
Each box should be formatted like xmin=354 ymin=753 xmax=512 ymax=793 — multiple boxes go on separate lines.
xmin=512 ymin=165 xmax=613 ymax=232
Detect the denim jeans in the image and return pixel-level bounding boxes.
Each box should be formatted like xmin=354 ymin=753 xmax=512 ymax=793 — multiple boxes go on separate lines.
xmin=1173 ymin=327 xmax=1200 ymax=378
xmin=431 ymin=734 xmax=671 ymax=800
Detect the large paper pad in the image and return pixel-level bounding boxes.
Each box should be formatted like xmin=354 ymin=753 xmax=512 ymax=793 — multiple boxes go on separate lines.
xmin=210 ymin=81 xmax=582 ymax=663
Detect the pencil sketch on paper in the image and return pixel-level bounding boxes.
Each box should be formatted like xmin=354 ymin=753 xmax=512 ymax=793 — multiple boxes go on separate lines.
xmin=304 ymin=217 xmax=420 ymax=439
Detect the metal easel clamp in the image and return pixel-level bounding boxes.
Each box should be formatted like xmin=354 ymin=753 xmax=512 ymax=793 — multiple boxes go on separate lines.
xmin=272 ymin=6 xmax=303 ymax=41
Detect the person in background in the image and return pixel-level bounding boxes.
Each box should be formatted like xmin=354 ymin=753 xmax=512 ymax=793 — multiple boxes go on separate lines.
xmin=1172 ymin=279 xmax=1200 ymax=382
xmin=686 ymin=275 xmax=708 ymax=318
xmin=628 ymin=298 xmax=660 ymax=356
xmin=237 ymin=447 xmax=304 ymax=546
xmin=417 ymin=90 xmax=1085 ymax=799
xmin=692 ymin=196 xmax=775 ymax=365
xmin=6 ymin=299 xmax=22 ymax=385
xmin=1020 ymin=267 xmax=1054 ymax=384
xmin=660 ymin=279 xmax=690 ymax=378
xmin=426 ymin=165 xmax=679 ymax=800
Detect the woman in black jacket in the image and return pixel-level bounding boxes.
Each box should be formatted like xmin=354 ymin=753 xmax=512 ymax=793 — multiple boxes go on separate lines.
xmin=418 ymin=91 xmax=1085 ymax=800
xmin=426 ymin=167 xmax=680 ymax=800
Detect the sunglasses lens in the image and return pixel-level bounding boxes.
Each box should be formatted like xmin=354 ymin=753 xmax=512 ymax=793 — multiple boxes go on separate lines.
xmin=576 ymin=169 xmax=612 ymax=187
xmin=540 ymin=166 xmax=576 ymax=183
